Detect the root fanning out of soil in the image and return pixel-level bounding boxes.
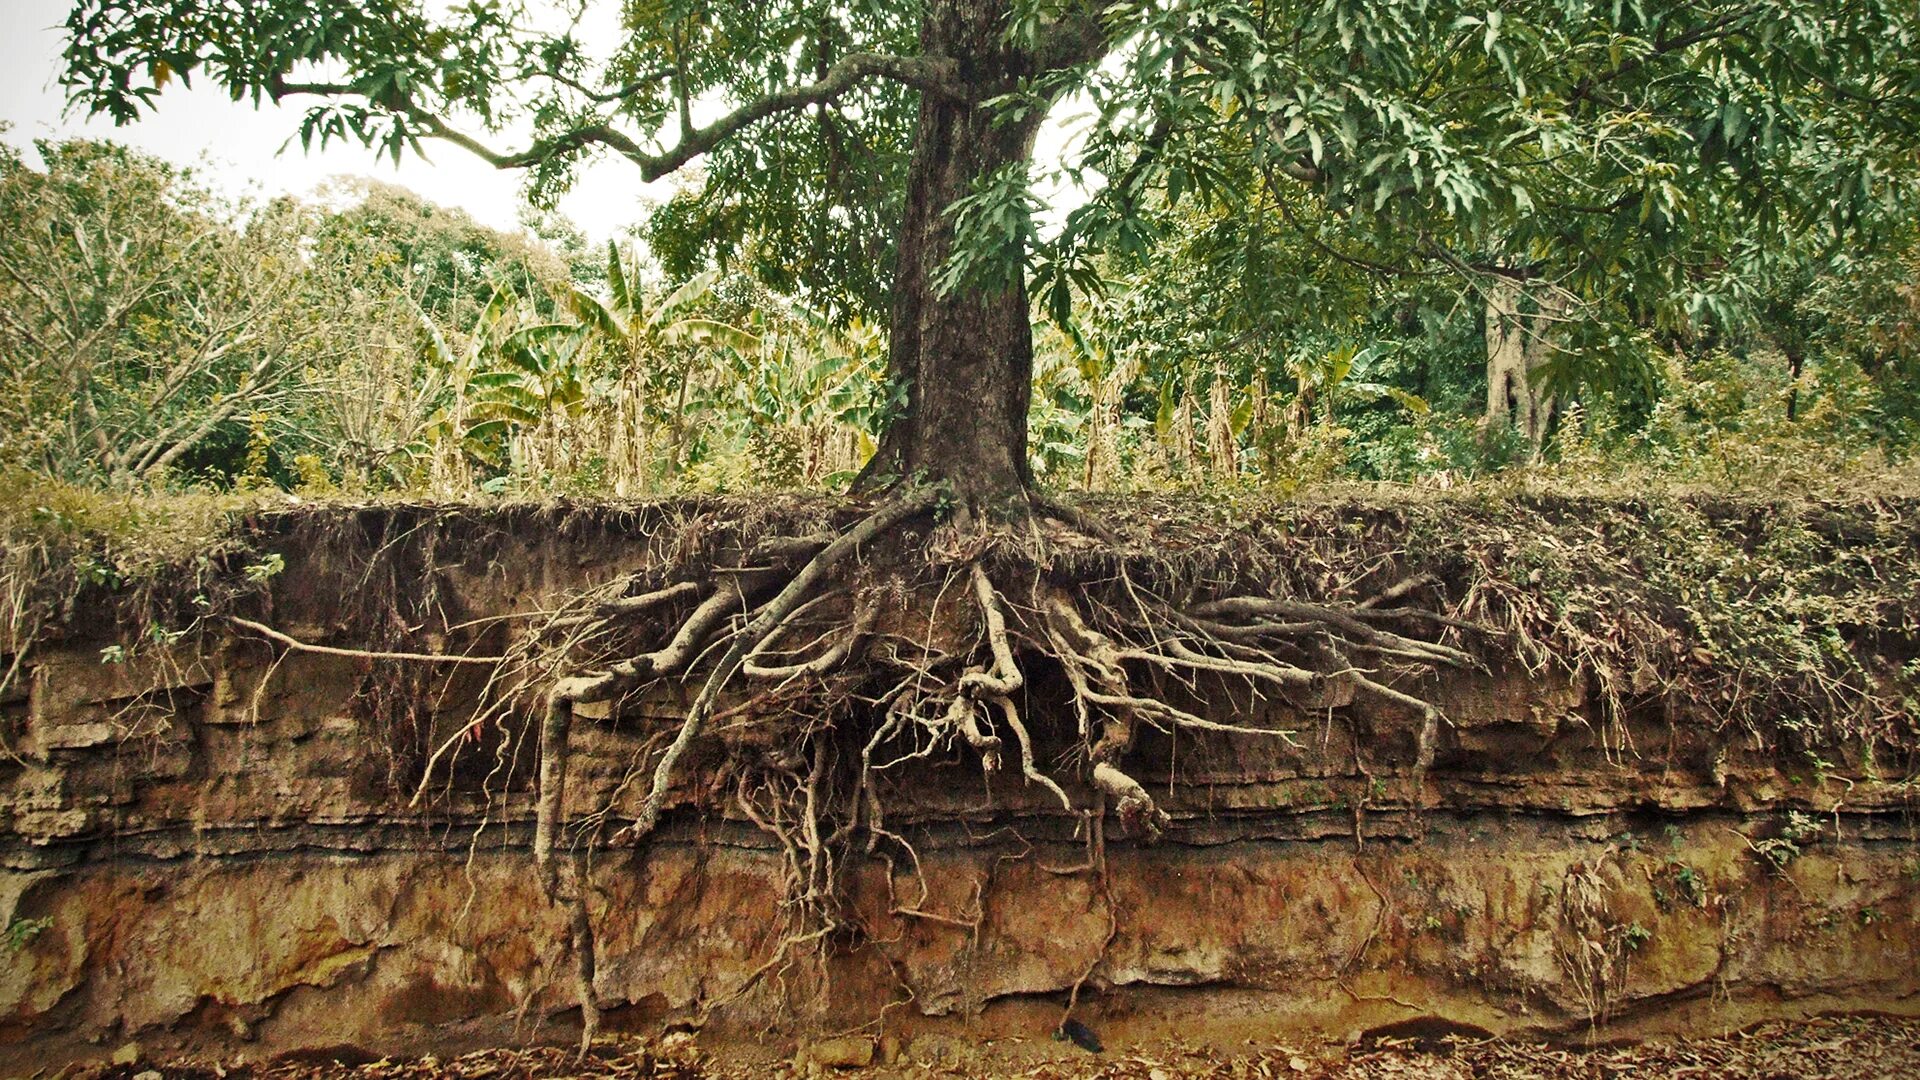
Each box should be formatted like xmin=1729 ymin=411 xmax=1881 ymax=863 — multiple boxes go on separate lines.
xmin=379 ymin=490 xmax=1488 ymax=1047
xmin=181 ymin=489 xmax=1920 ymax=1051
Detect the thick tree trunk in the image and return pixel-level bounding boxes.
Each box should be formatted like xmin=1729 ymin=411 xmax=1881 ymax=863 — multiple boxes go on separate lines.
xmin=858 ymin=0 xmax=1047 ymax=504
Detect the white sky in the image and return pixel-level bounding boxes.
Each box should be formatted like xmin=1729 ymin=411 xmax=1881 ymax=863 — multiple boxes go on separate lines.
xmin=1 ymin=0 xmax=664 ymax=240
xmin=2 ymin=0 xmax=1088 ymax=245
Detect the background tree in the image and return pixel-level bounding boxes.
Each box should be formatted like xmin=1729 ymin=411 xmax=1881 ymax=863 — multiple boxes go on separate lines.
xmin=1045 ymin=1 xmax=1920 ymax=448
xmin=0 ymin=139 xmax=347 ymax=485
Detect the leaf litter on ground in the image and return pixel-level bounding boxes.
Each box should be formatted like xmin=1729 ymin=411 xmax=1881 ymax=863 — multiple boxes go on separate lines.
xmin=67 ymin=1013 xmax=1920 ymax=1080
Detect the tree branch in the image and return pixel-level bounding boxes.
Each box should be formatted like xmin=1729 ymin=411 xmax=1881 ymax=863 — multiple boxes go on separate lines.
xmin=275 ymin=52 xmax=961 ymax=183
xmin=1566 ymin=5 xmax=1762 ymax=107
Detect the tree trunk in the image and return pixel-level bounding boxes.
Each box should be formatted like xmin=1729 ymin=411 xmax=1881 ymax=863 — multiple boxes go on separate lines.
xmin=857 ymin=0 xmax=1049 ymax=504
xmin=1484 ymin=276 xmax=1562 ymax=452
xmin=1783 ymin=340 xmax=1805 ymax=421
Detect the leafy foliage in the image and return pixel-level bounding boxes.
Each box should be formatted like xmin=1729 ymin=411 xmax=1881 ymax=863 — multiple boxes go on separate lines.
xmin=0 ymin=140 xmax=356 ymax=486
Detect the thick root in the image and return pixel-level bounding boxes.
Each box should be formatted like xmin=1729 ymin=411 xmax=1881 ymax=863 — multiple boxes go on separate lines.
xmin=1091 ymin=761 xmax=1170 ymax=841
xmin=533 ymin=693 xmax=599 ymax=1052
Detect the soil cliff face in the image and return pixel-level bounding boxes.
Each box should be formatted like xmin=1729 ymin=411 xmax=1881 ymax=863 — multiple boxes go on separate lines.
xmin=2 ymin=499 xmax=1916 ymax=1069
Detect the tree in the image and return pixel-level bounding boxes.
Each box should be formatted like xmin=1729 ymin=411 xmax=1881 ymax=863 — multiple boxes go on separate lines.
xmin=571 ymin=245 xmax=760 ymax=482
xmin=61 ymin=1 xmax=1920 ymax=1043
xmin=307 ymin=177 xmax=583 ymax=326
xmin=0 ymin=139 xmax=347 ymax=485
xmin=1047 ymin=3 xmax=1920 ymax=450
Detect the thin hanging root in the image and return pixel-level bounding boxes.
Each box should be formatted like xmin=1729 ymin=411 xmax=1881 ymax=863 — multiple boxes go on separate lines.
xmin=1117 ymin=637 xmax=1318 ymax=690
xmin=1048 ymin=589 xmax=1303 ymax=747
xmin=698 ymin=926 xmax=834 ymax=1022
xmin=1092 ymin=686 xmax=1304 ymax=744
xmin=959 ymin=563 xmax=1022 ymax=697
xmin=554 ymin=580 xmax=745 ymax=705
xmin=559 ymin=869 xmax=599 ymax=1049
xmin=946 ymin=693 xmax=1002 ymax=772
xmin=1359 ymin=572 xmax=1438 ymax=609
xmin=1035 ymin=497 xmax=1119 ymax=544
xmin=1349 ymin=671 xmax=1445 ymax=721
xmin=936 ymin=562 xmax=1028 ymax=778
xmin=1189 ymin=596 xmax=1478 ymax=670
xmin=225 ymin=615 xmax=505 ymax=665
xmin=545 ymin=579 xmax=703 ymax=631
xmin=742 ymin=595 xmax=878 ymax=680
xmin=524 ymin=492 xmax=929 ymax=1043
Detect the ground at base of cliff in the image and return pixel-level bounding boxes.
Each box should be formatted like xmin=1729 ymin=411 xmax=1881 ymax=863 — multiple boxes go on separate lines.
xmin=56 ymin=1013 xmax=1920 ymax=1080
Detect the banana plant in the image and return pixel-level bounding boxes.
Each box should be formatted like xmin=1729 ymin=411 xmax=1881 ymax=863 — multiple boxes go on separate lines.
xmin=568 ymin=242 xmax=759 ymax=477
xmin=404 ymin=284 xmax=518 ymax=483
xmin=699 ymin=308 xmax=887 ymax=484
xmin=465 ymin=321 xmax=592 ymax=445
xmin=1287 ymin=341 xmax=1430 ymax=433
xmin=400 ymin=278 xmax=600 ymax=482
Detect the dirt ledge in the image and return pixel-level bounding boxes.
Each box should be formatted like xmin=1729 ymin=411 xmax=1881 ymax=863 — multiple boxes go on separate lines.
xmin=3 ymin=494 xmax=1918 ymax=1071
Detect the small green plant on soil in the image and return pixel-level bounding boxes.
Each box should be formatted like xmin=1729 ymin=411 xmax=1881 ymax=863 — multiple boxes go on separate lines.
xmin=1674 ymin=863 xmax=1708 ymax=908
xmin=1750 ymin=811 xmax=1826 ymax=871
xmin=1624 ymin=922 xmax=1654 ymax=951
xmin=243 ymin=553 xmax=285 ymax=584
xmin=1654 ymin=860 xmax=1710 ymax=911
xmin=4 ymin=916 xmax=51 ymax=952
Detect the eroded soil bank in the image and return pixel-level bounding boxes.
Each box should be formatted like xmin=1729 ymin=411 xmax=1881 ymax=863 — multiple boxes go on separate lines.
xmin=3 ymin=494 xmax=1917 ymax=1073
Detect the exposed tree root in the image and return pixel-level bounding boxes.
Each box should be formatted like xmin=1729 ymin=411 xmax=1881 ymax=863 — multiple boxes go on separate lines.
xmin=388 ymin=489 xmax=1492 ymax=1046
xmin=226 ymin=614 xmax=506 ymax=665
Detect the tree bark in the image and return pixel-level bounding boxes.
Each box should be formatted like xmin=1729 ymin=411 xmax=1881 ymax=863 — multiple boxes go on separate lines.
xmin=1783 ymin=339 xmax=1805 ymax=421
xmin=856 ymin=0 xmax=1061 ymax=504
xmin=1484 ymin=276 xmax=1563 ymax=452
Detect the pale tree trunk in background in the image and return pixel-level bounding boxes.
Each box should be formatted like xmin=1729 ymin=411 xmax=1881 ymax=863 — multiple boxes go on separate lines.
xmin=1525 ymin=290 xmax=1568 ymax=431
xmin=1250 ymin=368 xmax=1279 ymax=476
xmin=1206 ymin=359 xmax=1238 ymax=476
xmin=1485 ymin=277 xmax=1563 ymax=452
xmin=1083 ymin=366 xmax=1123 ymax=490
xmin=1174 ymin=384 xmax=1198 ymax=476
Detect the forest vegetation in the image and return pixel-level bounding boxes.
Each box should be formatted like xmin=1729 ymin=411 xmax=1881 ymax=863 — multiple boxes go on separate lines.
xmin=3 ymin=129 xmax=1915 ymax=503
xmin=13 ymin=0 xmax=1919 ymax=503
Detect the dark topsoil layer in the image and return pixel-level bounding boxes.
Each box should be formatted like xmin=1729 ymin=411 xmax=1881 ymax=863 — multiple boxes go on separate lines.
xmin=226 ymin=488 xmax=1920 ymax=748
